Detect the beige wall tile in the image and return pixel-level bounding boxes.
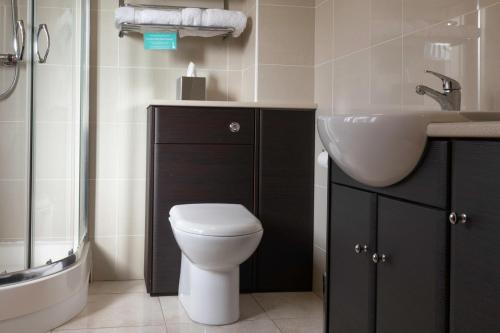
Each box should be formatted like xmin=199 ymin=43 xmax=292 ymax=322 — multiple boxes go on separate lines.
xmin=33 ymin=179 xmax=73 ymax=240
xmin=371 ymin=38 xmax=403 ymax=107
xmin=90 ymin=9 xmax=119 ymax=67
xmin=91 ymin=123 xmax=117 ymax=179
xmin=315 ymin=0 xmax=333 ymax=64
xmin=0 ymin=180 xmax=26 ymax=240
xmin=258 ymin=65 xmax=314 ymax=102
xmin=371 ymin=0 xmax=403 ymax=45
xmin=259 ymin=5 xmax=315 ymax=66
xmin=92 ymin=236 xmax=117 ymax=280
xmin=314 ymin=62 xmax=333 ymax=116
xmin=228 ymin=70 xmax=243 ymax=101
xmin=334 ymin=0 xmax=370 ymax=58
xmin=89 ymin=179 xmax=117 ymax=238
xmin=241 ymin=66 xmax=256 ymax=101
xmin=34 ymin=66 xmax=74 ymax=122
xmin=479 ymin=4 xmax=500 ymax=112
xmin=0 ymin=122 xmax=26 ymax=180
xmin=114 ymin=122 xmax=147 ymax=179
xmin=115 ymin=235 xmax=145 ymax=280
xmin=116 ymin=179 xmax=146 ymax=236
xmin=403 ymin=0 xmax=497 ymax=34
xmin=332 ymin=50 xmax=370 ymax=113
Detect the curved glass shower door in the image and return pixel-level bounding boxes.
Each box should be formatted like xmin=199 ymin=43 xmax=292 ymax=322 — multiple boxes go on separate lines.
xmin=0 ymin=0 xmax=31 ymax=274
xmin=31 ymin=0 xmax=86 ymax=267
xmin=0 ymin=0 xmax=88 ymax=278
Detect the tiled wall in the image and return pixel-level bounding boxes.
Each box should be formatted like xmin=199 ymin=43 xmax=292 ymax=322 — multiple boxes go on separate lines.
xmin=313 ymin=0 xmax=500 ymax=296
xmin=257 ymin=0 xmax=315 ymax=102
xmin=89 ymin=0 xmax=256 ymax=280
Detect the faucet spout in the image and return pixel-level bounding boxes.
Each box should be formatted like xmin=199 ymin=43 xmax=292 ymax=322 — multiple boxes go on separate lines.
xmin=415 ymin=71 xmax=461 ymax=111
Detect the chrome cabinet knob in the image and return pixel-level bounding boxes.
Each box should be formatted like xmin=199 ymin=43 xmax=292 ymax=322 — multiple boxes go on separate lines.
xmin=354 ymin=244 xmax=368 ymax=254
xmin=229 ymin=122 xmax=240 ymax=133
xmin=449 ymin=212 xmax=457 ymax=225
xmin=372 ymin=253 xmax=388 ymax=264
xmin=450 ymin=212 xmax=468 ymax=224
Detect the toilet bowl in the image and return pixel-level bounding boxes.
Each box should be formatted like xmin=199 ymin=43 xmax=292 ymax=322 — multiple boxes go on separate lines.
xmin=169 ymin=204 xmax=263 ymax=326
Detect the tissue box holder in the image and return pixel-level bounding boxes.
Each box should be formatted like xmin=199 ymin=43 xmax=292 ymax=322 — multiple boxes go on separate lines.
xmin=176 ymin=76 xmax=206 ymax=101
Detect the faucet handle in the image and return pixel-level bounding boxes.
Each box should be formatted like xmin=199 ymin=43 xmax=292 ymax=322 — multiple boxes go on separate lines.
xmin=425 ymin=70 xmax=461 ymax=91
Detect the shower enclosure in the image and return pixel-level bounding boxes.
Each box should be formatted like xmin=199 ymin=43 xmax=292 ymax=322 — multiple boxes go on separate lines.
xmin=0 ymin=0 xmax=89 ymax=286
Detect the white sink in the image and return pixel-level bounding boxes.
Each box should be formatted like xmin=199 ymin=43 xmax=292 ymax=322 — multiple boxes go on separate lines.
xmin=318 ymin=111 xmax=500 ymax=187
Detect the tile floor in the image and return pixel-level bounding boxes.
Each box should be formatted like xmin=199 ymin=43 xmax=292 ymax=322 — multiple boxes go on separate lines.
xmin=51 ymin=280 xmax=324 ymax=333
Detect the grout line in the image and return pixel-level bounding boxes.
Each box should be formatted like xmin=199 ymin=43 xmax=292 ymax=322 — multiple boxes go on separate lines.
xmin=158 ymin=296 xmax=169 ymax=328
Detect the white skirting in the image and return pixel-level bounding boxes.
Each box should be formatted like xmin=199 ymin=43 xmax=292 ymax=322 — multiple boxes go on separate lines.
xmin=0 ymin=242 xmax=91 ymax=333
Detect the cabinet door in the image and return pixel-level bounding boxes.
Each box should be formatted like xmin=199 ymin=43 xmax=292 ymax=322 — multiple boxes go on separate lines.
xmin=329 ymin=185 xmax=377 ymax=333
xmin=450 ymin=141 xmax=500 ymax=333
xmin=257 ymin=109 xmax=315 ymax=291
xmin=377 ymin=197 xmax=447 ymax=333
xmin=152 ymin=144 xmax=254 ymax=294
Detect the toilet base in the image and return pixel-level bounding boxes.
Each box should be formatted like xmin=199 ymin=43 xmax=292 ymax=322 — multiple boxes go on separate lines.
xmin=179 ymin=254 xmax=240 ymax=326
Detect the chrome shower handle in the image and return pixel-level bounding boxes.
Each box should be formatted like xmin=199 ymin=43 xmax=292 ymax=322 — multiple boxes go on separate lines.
xmin=13 ymin=20 xmax=25 ymax=61
xmin=35 ymin=24 xmax=50 ymax=63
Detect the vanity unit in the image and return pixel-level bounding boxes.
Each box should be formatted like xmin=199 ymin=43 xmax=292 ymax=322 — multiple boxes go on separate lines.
xmin=144 ymin=102 xmax=315 ymax=296
xmin=325 ymin=139 xmax=500 ymax=333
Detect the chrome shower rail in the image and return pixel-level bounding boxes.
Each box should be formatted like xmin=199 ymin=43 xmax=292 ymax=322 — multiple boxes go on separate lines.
xmin=0 ymin=0 xmax=25 ymax=100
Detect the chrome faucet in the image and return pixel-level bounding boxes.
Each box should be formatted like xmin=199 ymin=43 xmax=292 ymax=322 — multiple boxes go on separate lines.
xmin=416 ymin=70 xmax=461 ymax=111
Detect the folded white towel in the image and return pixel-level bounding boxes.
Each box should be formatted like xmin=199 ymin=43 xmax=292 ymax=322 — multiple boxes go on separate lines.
xmin=201 ymin=9 xmax=247 ymax=37
xmin=115 ymin=6 xmax=135 ymax=26
xmin=181 ymin=8 xmax=203 ymax=26
xmin=136 ymin=9 xmax=182 ymax=25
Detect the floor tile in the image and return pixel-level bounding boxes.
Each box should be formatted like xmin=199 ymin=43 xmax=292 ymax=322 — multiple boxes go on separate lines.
xmin=54 ymin=326 xmax=167 ymax=333
xmin=273 ymin=318 xmax=324 ymax=333
xmin=240 ymin=294 xmax=268 ymax=321
xmin=54 ymin=293 xmax=164 ymax=330
xmin=159 ymin=296 xmax=191 ymax=324
xmin=252 ymin=292 xmax=323 ymax=319
xmin=159 ymin=294 xmax=268 ymax=324
xmin=89 ymin=280 xmax=147 ymax=295
xmin=166 ymin=319 xmax=281 ymax=333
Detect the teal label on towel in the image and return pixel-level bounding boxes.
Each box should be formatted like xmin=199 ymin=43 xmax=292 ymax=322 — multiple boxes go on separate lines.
xmin=144 ymin=32 xmax=177 ymax=50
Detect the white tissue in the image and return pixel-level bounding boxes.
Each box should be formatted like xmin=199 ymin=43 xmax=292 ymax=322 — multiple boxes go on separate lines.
xmin=186 ymin=62 xmax=197 ymax=77
xmin=317 ymin=151 xmax=329 ymax=168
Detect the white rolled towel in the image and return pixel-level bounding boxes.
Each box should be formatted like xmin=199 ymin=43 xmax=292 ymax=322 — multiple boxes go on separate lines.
xmin=136 ymin=9 xmax=182 ymax=25
xmin=115 ymin=6 xmax=135 ymax=26
xmin=181 ymin=8 xmax=203 ymax=26
xmin=202 ymin=9 xmax=247 ymax=37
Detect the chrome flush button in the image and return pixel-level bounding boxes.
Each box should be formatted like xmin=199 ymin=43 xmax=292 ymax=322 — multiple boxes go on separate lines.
xmin=229 ymin=122 xmax=240 ymax=133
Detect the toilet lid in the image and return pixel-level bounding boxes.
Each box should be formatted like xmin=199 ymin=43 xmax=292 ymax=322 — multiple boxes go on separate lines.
xmin=169 ymin=204 xmax=263 ymax=237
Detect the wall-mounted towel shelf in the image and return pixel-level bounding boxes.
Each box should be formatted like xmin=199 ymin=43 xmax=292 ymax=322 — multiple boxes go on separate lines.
xmin=117 ymin=0 xmax=234 ymax=38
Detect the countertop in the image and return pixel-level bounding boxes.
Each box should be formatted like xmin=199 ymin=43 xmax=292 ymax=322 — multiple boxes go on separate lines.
xmin=428 ymin=121 xmax=500 ymax=138
xmin=149 ymin=100 xmax=317 ymax=110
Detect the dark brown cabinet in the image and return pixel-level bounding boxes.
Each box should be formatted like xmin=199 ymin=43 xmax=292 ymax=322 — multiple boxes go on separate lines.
xmin=329 ymin=185 xmax=376 ymax=333
xmin=145 ymin=106 xmax=315 ymax=296
xmin=327 ymin=139 xmax=500 ymax=333
xmin=376 ymin=197 xmax=447 ymax=333
xmin=450 ymin=141 xmax=500 ymax=333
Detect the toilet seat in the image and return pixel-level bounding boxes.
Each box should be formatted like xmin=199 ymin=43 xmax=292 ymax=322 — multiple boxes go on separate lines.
xmin=169 ymin=204 xmax=262 ymax=237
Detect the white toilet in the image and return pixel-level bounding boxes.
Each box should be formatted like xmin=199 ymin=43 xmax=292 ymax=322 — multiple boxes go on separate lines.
xmin=169 ymin=203 xmax=263 ymax=326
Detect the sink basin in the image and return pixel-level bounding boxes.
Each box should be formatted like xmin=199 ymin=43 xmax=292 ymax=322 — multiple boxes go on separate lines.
xmin=318 ymin=111 xmax=500 ymax=187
